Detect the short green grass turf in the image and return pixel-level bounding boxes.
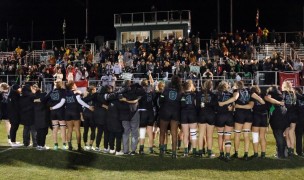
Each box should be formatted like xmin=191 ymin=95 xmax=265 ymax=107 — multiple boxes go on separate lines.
xmin=0 ymin=122 xmax=304 ymax=179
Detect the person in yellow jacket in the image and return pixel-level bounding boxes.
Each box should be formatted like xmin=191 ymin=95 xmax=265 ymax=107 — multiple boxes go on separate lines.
xmin=262 ymin=27 xmax=269 ymax=46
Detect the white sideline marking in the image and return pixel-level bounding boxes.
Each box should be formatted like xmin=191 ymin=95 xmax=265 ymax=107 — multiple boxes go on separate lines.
xmin=0 ymin=148 xmax=12 ymax=154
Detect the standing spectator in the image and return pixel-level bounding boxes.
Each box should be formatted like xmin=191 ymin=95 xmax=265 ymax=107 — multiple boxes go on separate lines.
xmin=265 ymin=85 xmax=288 ymax=159
xmin=8 ymin=84 xmax=22 ymax=147
xmin=112 ymin=62 xmax=122 ymax=79
xmin=42 ymin=41 xmax=46 ymax=51
xmin=108 ymin=74 xmax=117 ymax=90
xmin=293 ymin=58 xmax=303 ymax=71
xmin=121 ymin=81 xmax=144 ymax=155
xmin=275 ymin=33 xmax=282 ymax=47
xmin=53 ymin=46 xmax=60 ymax=60
xmin=262 ymin=27 xmax=269 ymax=46
xmin=44 ymin=69 xmax=54 ymax=94
xmin=33 ymin=85 xmax=50 ymax=150
xmin=66 ymin=65 xmax=75 ymax=81
xmin=53 ymin=68 xmax=63 ymax=82
xmin=105 ymin=62 xmax=113 ymax=75
xmin=19 ymin=84 xmax=37 ymax=147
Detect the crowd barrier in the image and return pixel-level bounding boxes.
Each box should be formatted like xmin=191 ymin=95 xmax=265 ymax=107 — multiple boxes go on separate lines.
xmin=0 ymin=71 xmax=301 ymax=93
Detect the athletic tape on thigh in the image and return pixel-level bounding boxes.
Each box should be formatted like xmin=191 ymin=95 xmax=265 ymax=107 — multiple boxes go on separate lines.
xmin=243 ymin=129 xmax=251 ymax=133
xmin=225 ymin=140 xmax=232 ymax=147
xmin=52 ymin=124 xmax=59 ymax=127
xmin=234 ymin=130 xmax=241 ymax=133
xmin=190 ymin=129 xmax=197 ymax=140
xmin=224 ymin=131 xmax=232 ymax=136
xmin=139 ymin=128 xmax=146 ymax=139
xmin=252 ymin=132 xmax=259 ymax=143
xmin=59 ymin=124 xmax=67 ymax=127
xmin=217 ymin=131 xmax=224 ymax=135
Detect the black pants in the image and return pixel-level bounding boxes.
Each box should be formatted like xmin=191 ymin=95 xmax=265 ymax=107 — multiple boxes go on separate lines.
xmin=10 ymin=123 xmax=19 ymax=142
xmin=83 ymin=120 xmax=96 ymax=144
xmin=23 ymin=125 xmax=37 ymax=147
xmin=96 ymin=124 xmax=109 ymax=149
xmin=36 ymin=128 xmax=48 ymax=147
xmin=295 ymin=121 xmax=304 ymax=155
xmin=273 ymin=129 xmax=287 ymax=158
xmin=109 ymin=131 xmax=122 ymax=152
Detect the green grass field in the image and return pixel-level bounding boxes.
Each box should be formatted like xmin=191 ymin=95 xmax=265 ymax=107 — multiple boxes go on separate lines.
xmin=0 ymin=122 xmax=304 ymax=180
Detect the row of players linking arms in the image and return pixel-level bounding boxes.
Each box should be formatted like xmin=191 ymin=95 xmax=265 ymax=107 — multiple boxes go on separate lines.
xmin=1 ymin=73 xmax=304 ymax=161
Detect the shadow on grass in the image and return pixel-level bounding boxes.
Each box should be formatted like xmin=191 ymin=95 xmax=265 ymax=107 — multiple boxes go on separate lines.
xmin=0 ymin=146 xmax=304 ymax=171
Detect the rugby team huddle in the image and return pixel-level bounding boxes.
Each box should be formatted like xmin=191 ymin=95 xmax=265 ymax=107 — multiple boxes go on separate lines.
xmin=1 ymin=72 xmax=304 ymax=161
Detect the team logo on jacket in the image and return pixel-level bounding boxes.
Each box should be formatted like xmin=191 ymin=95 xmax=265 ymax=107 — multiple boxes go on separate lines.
xmin=66 ymin=96 xmax=75 ymax=103
xmin=147 ymin=94 xmax=152 ymax=102
xmin=169 ymin=91 xmax=177 ymax=100
xmin=239 ymin=89 xmax=250 ymax=104
xmin=50 ymin=92 xmax=59 ymax=101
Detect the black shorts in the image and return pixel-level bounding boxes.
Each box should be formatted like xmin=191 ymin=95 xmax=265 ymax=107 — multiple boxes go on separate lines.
xmin=140 ymin=110 xmax=155 ymax=127
xmin=287 ymin=111 xmax=298 ymax=124
xmin=159 ymin=108 xmax=180 ymax=122
xmin=234 ymin=109 xmax=253 ymax=124
xmin=198 ymin=110 xmax=216 ymax=125
xmin=1 ymin=105 xmax=8 ymax=119
xmin=180 ymin=110 xmax=197 ymax=124
xmin=65 ymin=111 xmax=81 ymax=121
xmin=50 ymin=109 xmax=65 ymax=121
xmin=215 ymin=112 xmax=234 ymax=127
xmin=252 ymin=112 xmax=268 ymax=127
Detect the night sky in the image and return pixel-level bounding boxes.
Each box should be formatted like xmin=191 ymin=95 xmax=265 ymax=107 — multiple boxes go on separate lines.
xmin=0 ymin=0 xmax=303 ymax=42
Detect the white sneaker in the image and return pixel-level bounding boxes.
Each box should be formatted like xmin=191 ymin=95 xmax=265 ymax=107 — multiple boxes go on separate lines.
xmin=109 ymin=149 xmax=116 ymax=154
xmin=104 ymin=148 xmax=110 ymax=153
xmin=41 ymin=146 xmax=50 ymax=150
xmin=62 ymin=145 xmax=68 ymax=150
xmin=95 ymin=147 xmax=101 ymax=152
xmin=11 ymin=142 xmax=23 ymax=147
xmin=36 ymin=146 xmax=42 ymax=150
xmin=7 ymin=139 xmax=12 ymax=144
xmin=85 ymin=146 xmax=91 ymax=151
xmin=115 ymin=151 xmax=124 ymax=156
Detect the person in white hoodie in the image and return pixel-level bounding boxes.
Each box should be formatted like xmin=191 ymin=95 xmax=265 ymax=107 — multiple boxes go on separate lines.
xmin=112 ymin=62 xmax=122 ymax=79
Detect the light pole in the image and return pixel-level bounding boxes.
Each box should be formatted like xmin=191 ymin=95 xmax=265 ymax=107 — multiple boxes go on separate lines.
xmin=63 ymin=19 xmax=66 ymax=48
xmin=230 ymin=0 xmax=233 ymax=33
xmin=85 ymin=0 xmax=89 ymax=41
xmin=217 ymin=0 xmax=220 ymax=34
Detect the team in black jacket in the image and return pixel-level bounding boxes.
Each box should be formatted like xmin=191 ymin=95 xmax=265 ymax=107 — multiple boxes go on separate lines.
xmin=3 ymin=77 xmax=304 ymax=160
